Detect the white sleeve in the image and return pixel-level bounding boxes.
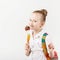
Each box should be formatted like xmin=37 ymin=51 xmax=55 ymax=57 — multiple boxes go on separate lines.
xmin=46 ymin=34 xmax=52 ymax=46
xmin=46 ymin=34 xmax=54 ymax=53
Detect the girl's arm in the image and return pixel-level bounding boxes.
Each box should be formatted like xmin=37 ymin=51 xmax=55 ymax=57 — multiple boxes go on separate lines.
xmin=25 ymin=26 xmax=31 ymax=56
xmin=46 ymin=35 xmax=58 ymax=59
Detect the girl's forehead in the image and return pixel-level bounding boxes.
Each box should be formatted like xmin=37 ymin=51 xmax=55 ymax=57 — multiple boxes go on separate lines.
xmin=30 ymin=13 xmax=42 ymax=20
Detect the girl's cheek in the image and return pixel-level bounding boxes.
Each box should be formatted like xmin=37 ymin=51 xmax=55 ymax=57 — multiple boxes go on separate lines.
xmin=33 ymin=22 xmax=37 ymax=26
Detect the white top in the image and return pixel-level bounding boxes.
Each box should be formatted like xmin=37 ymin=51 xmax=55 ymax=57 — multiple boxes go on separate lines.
xmin=28 ymin=29 xmax=52 ymax=60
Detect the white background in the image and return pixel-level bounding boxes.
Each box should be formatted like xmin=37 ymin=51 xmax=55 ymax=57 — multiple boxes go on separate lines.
xmin=0 ymin=0 xmax=60 ymax=60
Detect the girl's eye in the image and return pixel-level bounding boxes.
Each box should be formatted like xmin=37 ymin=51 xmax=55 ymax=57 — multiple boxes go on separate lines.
xmin=34 ymin=20 xmax=37 ymax=22
xmin=29 ymin=19 xmax=32 ymax=22
xmin=29 ymin=19 xmax=37 ymax=22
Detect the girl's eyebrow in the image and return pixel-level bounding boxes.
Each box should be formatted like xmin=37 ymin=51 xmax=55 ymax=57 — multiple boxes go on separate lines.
xmin=30 ymin=18 xmax=36 ymax=21
xmin=30 ymin=18 xmax=38 ymax=22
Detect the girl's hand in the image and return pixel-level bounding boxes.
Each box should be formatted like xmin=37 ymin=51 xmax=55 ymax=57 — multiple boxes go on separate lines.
xmin=48 ymin=43 xmax=54 ymax=49
xmin=25 ymin=43 xmax=31 ymax=56
xmin=48 ymin=43 xmax=54 ymax=57
xmin=48 ymin=43 xmax=58 ymax=59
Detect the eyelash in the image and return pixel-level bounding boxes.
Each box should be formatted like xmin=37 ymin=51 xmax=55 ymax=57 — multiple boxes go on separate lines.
xmin=34 ymin=21 xmax=37 ymax=22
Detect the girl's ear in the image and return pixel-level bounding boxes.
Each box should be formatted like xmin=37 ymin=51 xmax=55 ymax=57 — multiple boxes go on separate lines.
xmin=41 ymin=21 xmax=45 ymax=26
xmin=39 ymin=21 xmax=45 ymax=28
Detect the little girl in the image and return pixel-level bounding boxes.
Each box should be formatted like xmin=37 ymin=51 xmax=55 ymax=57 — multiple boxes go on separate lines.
xmin=25 ymin=9 xmax=58 ymax=60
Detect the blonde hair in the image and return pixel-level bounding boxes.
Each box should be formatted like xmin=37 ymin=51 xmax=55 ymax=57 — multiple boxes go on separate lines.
xmin=33 ymin=9 xmax=48 ymax=21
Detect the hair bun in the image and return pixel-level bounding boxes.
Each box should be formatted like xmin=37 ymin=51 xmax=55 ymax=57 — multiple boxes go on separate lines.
xmin=41 ymin=9 xmax=47 ymax=16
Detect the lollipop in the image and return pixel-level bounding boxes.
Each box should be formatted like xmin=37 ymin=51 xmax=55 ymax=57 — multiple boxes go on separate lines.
xmin=25 ymin=26 xmax=30 ymax=31
xmin=25 ymin=26 xmax=30 ymax=43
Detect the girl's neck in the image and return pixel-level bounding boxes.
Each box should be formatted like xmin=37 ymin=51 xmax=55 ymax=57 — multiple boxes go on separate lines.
xmin=32 ymin=28 xmax=42 ymax=36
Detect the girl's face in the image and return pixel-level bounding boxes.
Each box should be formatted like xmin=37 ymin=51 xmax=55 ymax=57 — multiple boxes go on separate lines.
xmin=29 ymin=13 xmax=44 ymax=31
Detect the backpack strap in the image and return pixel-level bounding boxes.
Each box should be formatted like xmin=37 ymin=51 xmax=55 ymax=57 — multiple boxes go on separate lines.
xmin=42 ymin=33 xmax=51 ymax=60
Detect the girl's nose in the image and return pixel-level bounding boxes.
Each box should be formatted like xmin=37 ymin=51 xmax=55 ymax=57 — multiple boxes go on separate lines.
xmin=30 ymin=20 xmax=34 ymax=25
xmin=30 ymin=22 xmax=33 ymax=27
